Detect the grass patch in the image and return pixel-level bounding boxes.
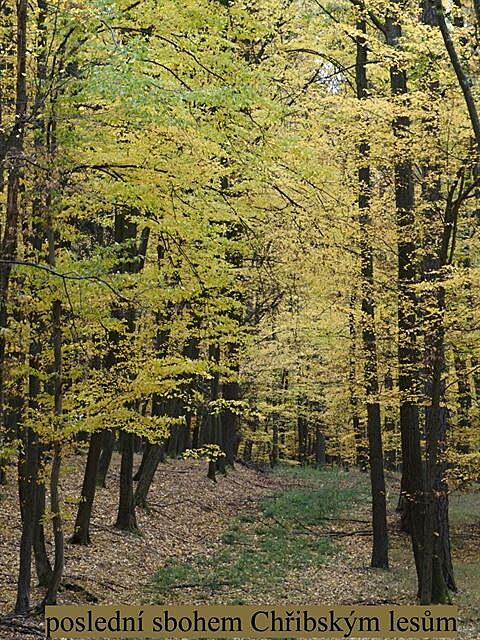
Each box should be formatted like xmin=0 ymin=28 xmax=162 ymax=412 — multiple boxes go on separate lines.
xmin=449 ymin=488 xmax=480 ymax=526
xmin=260 ymin=486 xmax=360 ymax=524
xmin=150 ymin=466 xmax=366 ymax=604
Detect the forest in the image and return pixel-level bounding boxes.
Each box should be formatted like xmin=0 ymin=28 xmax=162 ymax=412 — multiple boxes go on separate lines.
xmin=0 ymin=0 xmax=479 ymax=637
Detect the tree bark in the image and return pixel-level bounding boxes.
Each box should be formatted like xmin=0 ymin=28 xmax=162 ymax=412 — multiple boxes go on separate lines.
xmin=221 ymin=375 xmax=240 ymax=467
xmin=133 ymin=441 xmax=152 ymax=481
xmin=114 ymin=430 xmax=138 ymax=532
xmin=297 ymin=411 xmax=308 ymax=466
xmin=315 ymin=424 xmax=326 ymax=466
xmin=356 ymin=13 xmax=389 ymax=569
xmin=43 ymin=444 xmax=64 ymax=606
xmin=96 ymin=430 xmax=115 ymax=487
xmin=134 ymin=443 xmax=165 ymax=508
xmin=385 ymin=8 xmax=425 ymax=592
xmin=418 ymin=0 xmax=456 ymax=603
xmin=383 ymin=371 xmax=397 ymax=470
xmin=15 ymin=427 xmax=38 ymax=613
xmin=33 ymin=477 xmax=52 ymax=587
xmin=0 ymin=0 xmax=28 ymax=488
xmin=70 ymin=430 xmax=103 ymax=545
xmin=349 ymin=297 xmax=368 ymax=469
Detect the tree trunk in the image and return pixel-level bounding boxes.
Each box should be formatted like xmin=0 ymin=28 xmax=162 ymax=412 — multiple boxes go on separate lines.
xmin=134 ymin=443 xmax=165 ymax=508
xmin=43 ymin=444 xmax=64 ymax=606
xmin=383 ymin=371 xmax=397 ymax=470
xmin=133 ymin=441 xmax=152 ymax=481
xmin=70 ymin=430 xmax=103 ymax=545
xmin=453 ymin=348 xmax=471 ymax=451
xmin=96 ymin=430 xmax=115 ymax=487
xmin=356 ymin=15 xmax=389 ymax=569
xmin=348 ymin=297 xmax=368 ymax=470
xmin=33 ymin=477 xmax=52 ymax=587
xmin=297 ymin=411 xmax=307 ymax=466
xmin=114 ymin=430 xmax=138 ymax=532
xmin=271 ymin=417 xmax=279 ymax=467
xmin=315 ymin=425 xmax=326 ymax=466
xmin=203 ymin=344 xmax=221 ymax=481
xmin=418 ymin=0 xmax=456 ymax=602
xmin=221 ymin=376 xmax=240 ymax=467
xmin=42 ymin=269 xmax=64 ymax=606
xmin=0 ymin=0 xmax=28 ymax=493
xmin=386 ymin=9 xmax=425 ymax=592
xmin=15 ymin=428 xmax=38 ymax=613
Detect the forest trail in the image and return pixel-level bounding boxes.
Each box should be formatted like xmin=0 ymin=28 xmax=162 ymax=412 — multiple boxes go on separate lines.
xmin=0 ymin=459 xmax=478 ymax=639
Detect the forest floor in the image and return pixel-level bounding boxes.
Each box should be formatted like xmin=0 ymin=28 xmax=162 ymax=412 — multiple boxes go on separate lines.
xmin=0 ymin=453 xmax=478 ymax=639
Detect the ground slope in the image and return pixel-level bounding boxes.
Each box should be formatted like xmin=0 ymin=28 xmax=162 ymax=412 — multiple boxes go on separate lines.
xmin=0 ymin=457 xmax=478 ymax=639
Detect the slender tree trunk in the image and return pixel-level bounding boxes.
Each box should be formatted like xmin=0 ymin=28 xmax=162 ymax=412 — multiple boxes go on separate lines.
xmin=221 ymin=374 xmax=240 ymax=467
xmin=15 ymin=427 xmax=38 ymax=613
xmin=134 ymin=443 xmax=165 ymax=508
xmin=33 ymin=474 xmax=52 ymax=587
xmin=0 ymin=0 xmax=28 ymax=492
xmin=297 ymin=410 xmax=308 ymax=466
xmin=96 ymin=430 xmax=115 ymax=487
xmin=386 ymin=9 xmax=425 ymax=592
xmin=204 ymin=344 xmax=221 ymax=481
xmin=192 ymin=416 xmax=200 ymax=450
xmin=29 ymin=252 xmax=52 ymax=585
xmin=134 ymin=441 xmax=152 ymax=481
xmin=349 ymin=297 xmax=368 ymax=469
xmin=42 ymin=251 xmax=64 ymax=605
xmin=418 ymin=0 xmax=456 ymax=602
xmin=243 ymin=438 xmax=253 ymax=461
xmin=453 ymin=348 xmax=471 ymax=451
xmin=43 ymin=444 xmax=63 ymax=606
xmin=114 ymin=430 xmax=138 ymax=532
xmin=271 ymin=416 xmax=279 ymax=467
xmin=356 ymin=14 xmax=389 ymax=569
xmin=70 ymin=430 xmax=103 ymax=545
xmin=13 ymin=22 xmax=42 ymax=592
xmin=315 ymin=424 xmax=326 ymax=466
xmin=383 ymin=371 xmax=397 ymax=470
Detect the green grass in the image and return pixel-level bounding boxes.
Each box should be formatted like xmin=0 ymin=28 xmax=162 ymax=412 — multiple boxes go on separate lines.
xmin=449 ymin=487 xmax=480 ymax=525
xmin=149 ymin=466 xmax=367 ymax=604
